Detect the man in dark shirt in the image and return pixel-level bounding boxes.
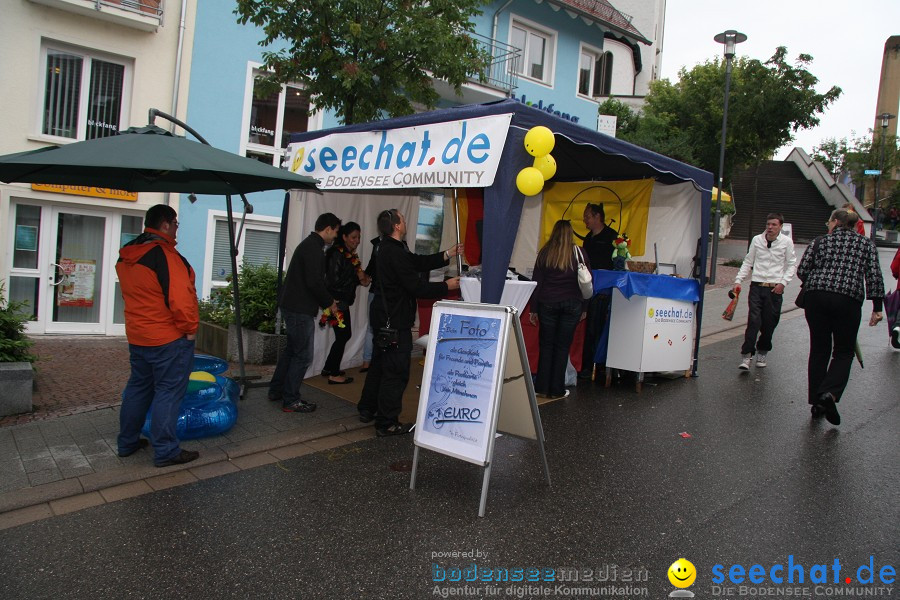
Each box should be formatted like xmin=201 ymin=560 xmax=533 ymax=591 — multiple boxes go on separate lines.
xmin=578 ymin=203 xmax=617 ymax=379
xmin=269 ymin=213 xmax=341 ymax=413
xmin=358 ymin=209 xmax=462 ymax=436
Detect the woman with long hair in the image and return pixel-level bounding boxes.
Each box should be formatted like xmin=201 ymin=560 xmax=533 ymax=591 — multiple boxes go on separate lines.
xmin=797 ymin=209 xmax=884 ymax=425
xmin=528 ymin=219 xmax=589 ymax=399
xmin=322 ymin=222 xmax=370 ymax=384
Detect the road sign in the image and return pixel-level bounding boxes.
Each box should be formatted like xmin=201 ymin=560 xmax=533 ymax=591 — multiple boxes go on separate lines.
xmin=864 ymin=169 xmax=882 ymax=175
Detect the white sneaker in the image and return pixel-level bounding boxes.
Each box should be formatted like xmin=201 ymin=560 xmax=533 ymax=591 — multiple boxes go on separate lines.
xmin=738 ymin=354 xmax=752 ymax=370
xmin=891 ymin=327 xmax=900 ymax=350
xmin=756 ymin=353 xmax=767 ymax=368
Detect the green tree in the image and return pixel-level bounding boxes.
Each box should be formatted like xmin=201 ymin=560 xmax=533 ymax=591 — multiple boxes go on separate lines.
xmin=812 ymin=132 xmax=899 ymax=187
xmin=603 ymin=48 xmax=840 ymax=185
xmin=235 ymin=0 xmax=492 ymax=125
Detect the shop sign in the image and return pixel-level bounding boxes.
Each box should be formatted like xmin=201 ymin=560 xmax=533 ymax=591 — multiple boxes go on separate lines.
xmin=32 ymin=184 xmax=138 ymax=201
xmin=285 ymin=114 xmax=512 ymax=189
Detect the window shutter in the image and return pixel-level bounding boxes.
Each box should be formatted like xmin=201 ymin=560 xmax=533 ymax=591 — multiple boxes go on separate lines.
xmin=243 ymin=229 xmax=280 ymax=269
xmin=211 ymin=220 xmax=232 ymax=282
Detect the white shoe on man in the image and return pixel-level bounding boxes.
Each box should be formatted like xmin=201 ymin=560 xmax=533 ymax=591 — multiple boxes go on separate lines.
xmin=738 ymin=354 xmax=752 ymax=371
xmin=756 ymin=353 xmax=767 ymax=368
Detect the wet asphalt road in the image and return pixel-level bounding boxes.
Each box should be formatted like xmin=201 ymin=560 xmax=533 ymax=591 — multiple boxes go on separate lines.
xmin=0 ymin=310 xmax=897 ymax=599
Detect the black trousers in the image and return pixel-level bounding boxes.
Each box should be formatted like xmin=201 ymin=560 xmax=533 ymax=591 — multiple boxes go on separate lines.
xmin=535 ymin=298 xmax=582 ymax=397
xmin=581 ymin=293 xmax=610 ymax=372
xmin=740 ymin=284 xmax=783 ymax=356
xmin=804 ymin=291 xmax=861 ymax=404
xmin=323 ymin=310 xmax=352 ymax=374
xmin=357 ymin=328 xmax=413 ymax=429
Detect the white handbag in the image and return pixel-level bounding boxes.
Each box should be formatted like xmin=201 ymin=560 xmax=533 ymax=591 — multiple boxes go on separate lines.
xmin=574 ymin=246 xmax=593 ymax=299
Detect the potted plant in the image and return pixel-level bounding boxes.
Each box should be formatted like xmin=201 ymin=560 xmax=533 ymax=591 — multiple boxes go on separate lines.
xmin=0 ymin=280 xmax=37 ymax=416
xmin=196 ymin=263 xmax=285 ymax=364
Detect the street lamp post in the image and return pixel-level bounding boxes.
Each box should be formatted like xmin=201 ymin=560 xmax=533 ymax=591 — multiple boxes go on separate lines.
xmin=709 ymin=30 xmax=747 ymax=285
xmin=871 ymin=112 xmax=896 ymax=241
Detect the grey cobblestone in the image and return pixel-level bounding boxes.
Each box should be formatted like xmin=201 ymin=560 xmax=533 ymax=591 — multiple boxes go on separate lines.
xmin=27 ymin=469 xmax=63 ymax=486
xmin=22 ymin=457 xmax=56 ymax=474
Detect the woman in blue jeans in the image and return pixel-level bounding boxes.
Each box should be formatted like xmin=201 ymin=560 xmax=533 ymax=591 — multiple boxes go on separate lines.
xmin=529 ymin=220 xmax=589 ymax=399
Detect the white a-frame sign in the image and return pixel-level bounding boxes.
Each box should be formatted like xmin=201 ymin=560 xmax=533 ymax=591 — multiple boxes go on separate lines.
xmin=410 ymin=301 xmax=551 ymax=517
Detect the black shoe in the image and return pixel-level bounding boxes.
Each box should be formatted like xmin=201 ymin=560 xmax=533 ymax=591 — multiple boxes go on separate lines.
xmin=282 ymin=400 xmax=316 ymax=413
xmin=155 ymin=449 xmax=200 ymax=468
xmin=819 ymin=393 xmax=840 ymax=426
xmin=376 ymin=423 xmax=413 ymax=437
xmin=577 ymin=370 xmax=593 ymax=380
xmin=118 ymin=438 xmax=149 ymax=458
xmin=321 ymin=369 xmax=345 ymax=377
xmin=328 ymin=376 xmax=354 ymax=385
xmin=810 ymin=404 xmax=825 ymax=419
xmin=267 ymin=392 xmax=282 ymax=402
xmin=359 ymin=411 xmax=375 ymax=423
xmin=891 ymin=326 xmax=900 ymax=350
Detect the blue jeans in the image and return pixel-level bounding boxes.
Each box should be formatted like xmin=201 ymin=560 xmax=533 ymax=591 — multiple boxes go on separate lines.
xmin=269 ymin=309 xmax=315 ymax=405
xmin=535 ymin=298 xmax=582 ymax=397
xmin=118 ymin=337 xmax=194 ymax=464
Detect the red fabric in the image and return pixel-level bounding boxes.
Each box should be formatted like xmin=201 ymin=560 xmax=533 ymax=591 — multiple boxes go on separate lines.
xmin=462 ymin=189 xmax=484 ymax=265
xmin=855 ymin=219 xmax=865 ymax=235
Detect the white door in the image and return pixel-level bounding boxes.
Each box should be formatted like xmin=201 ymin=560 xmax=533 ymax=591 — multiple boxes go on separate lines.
xmin=44 ymin=206 xmax=111 ymax=334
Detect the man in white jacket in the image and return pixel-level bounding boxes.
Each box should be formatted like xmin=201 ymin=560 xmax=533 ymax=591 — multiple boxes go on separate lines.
xmin=732 ymin=213 xmax=797 ymax=370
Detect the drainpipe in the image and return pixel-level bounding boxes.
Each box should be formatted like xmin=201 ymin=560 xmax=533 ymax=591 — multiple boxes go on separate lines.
xmin=491 ymin=0 xmax=515 ymax=53
xmin=165 ymin=0 xmax=189 ymax=206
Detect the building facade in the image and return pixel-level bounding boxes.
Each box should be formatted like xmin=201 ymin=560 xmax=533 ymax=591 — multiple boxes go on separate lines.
xmin=178 ymin=0 xmax=663 ymax=304
xmin=0 ymin=0 xmax=195 ymax=335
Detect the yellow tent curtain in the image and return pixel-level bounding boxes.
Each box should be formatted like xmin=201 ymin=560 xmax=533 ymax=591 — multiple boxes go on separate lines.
xmin=541 ymin=180 xmax=655 ymax=257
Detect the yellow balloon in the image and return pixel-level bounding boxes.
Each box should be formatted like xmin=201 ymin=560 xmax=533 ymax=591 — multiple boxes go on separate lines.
xmin=516 ymin=167 xmax=545 ymax=196
xmin=533 ymin=154 xmax=557 ymax=180
xmin=524 ymin=126 xmax=555 ymax=157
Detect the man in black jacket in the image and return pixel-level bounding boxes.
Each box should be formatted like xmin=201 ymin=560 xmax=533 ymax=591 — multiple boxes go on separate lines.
xmin=578 ymin=203 xmax=617 ymax=379
xmin=269 ymin=213 xmax=341 ymax=412
xmin=358 ymin=209 xmax=462 ymax=436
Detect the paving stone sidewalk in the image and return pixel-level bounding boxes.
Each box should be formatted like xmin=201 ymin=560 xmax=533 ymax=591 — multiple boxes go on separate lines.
xmin=0 ymin=238 xmax=807 ymax=520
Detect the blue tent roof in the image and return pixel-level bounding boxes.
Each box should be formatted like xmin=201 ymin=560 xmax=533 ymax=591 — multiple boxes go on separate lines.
xmin=291 ymin=99 xmax=713 ymax=316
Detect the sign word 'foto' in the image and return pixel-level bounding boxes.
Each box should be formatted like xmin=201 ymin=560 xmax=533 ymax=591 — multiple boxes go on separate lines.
xmin=285 ymin=114 xmax=512 ymax=190
xmin=32 ymin=184 xmax=138 ymax=201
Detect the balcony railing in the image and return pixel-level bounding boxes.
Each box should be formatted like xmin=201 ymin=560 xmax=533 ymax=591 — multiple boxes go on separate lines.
xmin=28 ymin=0 xmax=163 ymax=31
xmin=470 ymin=32 xmax=521 ymax=96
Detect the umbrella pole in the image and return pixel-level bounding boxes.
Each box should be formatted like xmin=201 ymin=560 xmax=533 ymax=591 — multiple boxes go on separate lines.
xmin=226 ymin=194 xmax=248 ymax=397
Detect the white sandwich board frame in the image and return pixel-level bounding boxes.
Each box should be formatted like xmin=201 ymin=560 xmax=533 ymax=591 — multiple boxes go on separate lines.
xmin=410 ymin=301 xmax=551 ymax=517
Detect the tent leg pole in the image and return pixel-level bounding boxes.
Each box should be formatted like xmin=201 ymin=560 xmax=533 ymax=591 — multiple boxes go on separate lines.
xmin=226 ymin=194 xmax=248 ymax=397
xmin=453 ymin=189 xmax=462 ymax=275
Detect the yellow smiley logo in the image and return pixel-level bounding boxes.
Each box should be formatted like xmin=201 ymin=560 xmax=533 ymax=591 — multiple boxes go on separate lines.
xmin=648 ymin=308 xmax=655 ymax=317
xmin=668 ymin=558 xmax=696 ymax=588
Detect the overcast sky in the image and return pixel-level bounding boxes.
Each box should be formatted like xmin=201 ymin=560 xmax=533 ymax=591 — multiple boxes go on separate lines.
xmin=660 ymin=0 xmax=900 ymax=159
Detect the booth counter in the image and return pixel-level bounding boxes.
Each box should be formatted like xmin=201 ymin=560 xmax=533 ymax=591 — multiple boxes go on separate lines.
xmin=593 ymin=271 xmax=700 ymax=392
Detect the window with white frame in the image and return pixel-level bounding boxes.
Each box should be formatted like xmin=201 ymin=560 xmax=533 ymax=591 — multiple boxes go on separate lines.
xmin=242 ymin=71 xmax=311 ymax=166
xmin=510 ymin=19 xmax=555 ymax=84
xmin=578 ymin=46 xmax=613 ymax=98
xmin=209 ymin=217 xmax=281 ymax=290
xmin=40 ymin=41 xmax=131 ymax=140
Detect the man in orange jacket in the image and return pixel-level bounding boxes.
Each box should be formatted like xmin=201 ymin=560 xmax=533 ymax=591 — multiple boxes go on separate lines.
xmin=116 ymin=204 xmax=200 ymax=467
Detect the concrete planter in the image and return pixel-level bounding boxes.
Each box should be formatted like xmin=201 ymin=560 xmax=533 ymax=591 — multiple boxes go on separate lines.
xmin=196 ymin=321 xmax=229 ymax=359
xmin=0 ymin=362 xmax=33 ymax=417
xmin=885 ymin=230 xmax=899 ymax=242
xmin=227 ymin=325 xmax=286 ymax=365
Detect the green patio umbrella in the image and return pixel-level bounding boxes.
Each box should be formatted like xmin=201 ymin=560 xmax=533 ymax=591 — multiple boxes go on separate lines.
xmin=0 ymin=110 xmax=320 ymax=394
xmin=0 ymin=124 xmax=318 ymax=195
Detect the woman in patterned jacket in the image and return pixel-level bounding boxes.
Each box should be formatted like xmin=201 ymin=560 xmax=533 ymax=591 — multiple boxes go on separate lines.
xmin=796 ymin=209 xmax=885 ymax=425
